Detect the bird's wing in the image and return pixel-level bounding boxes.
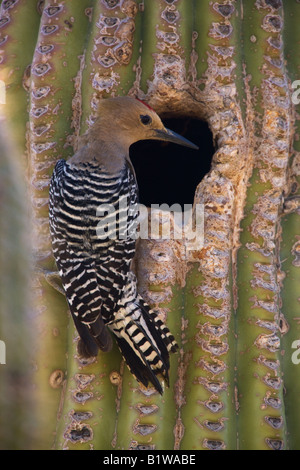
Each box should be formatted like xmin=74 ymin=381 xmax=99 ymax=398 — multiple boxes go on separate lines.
xmin=49 ymin=159 xmax=113 ymax=354
xmin=62 ymin=255 xmax=113 ymax=355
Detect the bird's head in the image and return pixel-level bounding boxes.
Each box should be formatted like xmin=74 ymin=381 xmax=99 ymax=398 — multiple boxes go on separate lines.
xmin=94 ymin=96 xmax=199 ymax=151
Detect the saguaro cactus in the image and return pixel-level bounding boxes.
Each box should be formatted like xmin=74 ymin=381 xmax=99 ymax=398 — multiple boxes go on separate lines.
xmin=0 ymin=0 xmax=299 ymax=450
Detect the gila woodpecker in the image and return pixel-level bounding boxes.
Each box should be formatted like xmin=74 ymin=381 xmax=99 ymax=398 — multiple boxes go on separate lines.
xmin=49 ymin=96 xmax=198 ymax=394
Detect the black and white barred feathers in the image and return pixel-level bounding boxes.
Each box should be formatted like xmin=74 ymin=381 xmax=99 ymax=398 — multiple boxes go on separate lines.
xmin=49 ymin=158 xmax=178 ymax=394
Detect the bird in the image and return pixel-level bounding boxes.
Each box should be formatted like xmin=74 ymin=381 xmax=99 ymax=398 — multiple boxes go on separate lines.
xmin=48 ymin=96 xmax=198 ymax=394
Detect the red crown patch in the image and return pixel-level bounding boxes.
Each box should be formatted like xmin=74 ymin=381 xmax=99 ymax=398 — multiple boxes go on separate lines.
xmin=136 ymin=98 xmax=155 ymax=112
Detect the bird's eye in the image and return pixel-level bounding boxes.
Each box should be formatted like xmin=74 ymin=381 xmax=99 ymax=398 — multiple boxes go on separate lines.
xmin=140 ymin=114 xmax=152 ymax=125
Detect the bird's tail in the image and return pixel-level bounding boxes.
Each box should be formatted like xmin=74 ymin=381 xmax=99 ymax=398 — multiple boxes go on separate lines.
xmin=107 ymin=296 xmax=178 ymax=394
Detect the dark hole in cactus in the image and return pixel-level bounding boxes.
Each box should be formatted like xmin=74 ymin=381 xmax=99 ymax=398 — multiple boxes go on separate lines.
xmin=130 ymin=118 xmax=214 ymax=210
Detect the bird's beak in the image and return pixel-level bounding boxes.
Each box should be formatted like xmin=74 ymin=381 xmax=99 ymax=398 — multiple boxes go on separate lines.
xmin=152 ymin=127 xmax=199 ymax=150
